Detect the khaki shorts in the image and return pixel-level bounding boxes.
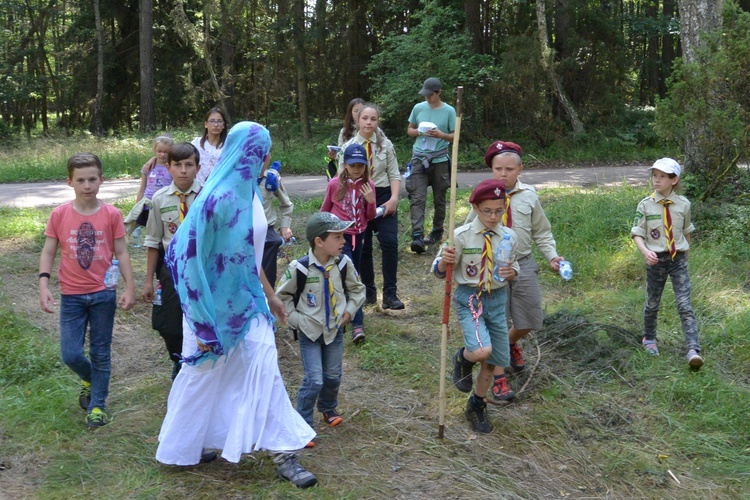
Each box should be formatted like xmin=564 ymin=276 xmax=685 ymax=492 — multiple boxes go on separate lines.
xmin=507 ymin=256 xmax=544 ymax=331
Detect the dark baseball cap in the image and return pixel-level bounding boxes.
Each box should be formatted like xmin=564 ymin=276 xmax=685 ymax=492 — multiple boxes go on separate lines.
xmin=418 ymin=77 xmax=442 ymax=96
xmin=343 ymin=143 xmax=368 ymax=165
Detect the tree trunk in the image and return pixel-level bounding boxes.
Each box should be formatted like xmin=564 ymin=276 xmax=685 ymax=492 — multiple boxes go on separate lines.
xmin=464 ymin=0 xmax=483 ymax=53
xmin=139 ymin=0 xmax=156 ymax=132
xmin=535 ymin=0 xmax=584 ymax=134
xmin=93 ymin=0 xmax=104 ymax=136
xmin=291 ymin=0 xmax=311 ymax=139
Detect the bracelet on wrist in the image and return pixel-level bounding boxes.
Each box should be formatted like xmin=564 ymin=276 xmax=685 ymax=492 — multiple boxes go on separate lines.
xmin=433 ymin=261 xmax=447 ymax=278
xmin=39 ymin=272 xmax=51 ymax=280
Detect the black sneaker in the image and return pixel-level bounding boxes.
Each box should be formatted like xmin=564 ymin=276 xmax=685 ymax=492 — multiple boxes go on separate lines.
xmin=423 ymin=230 xmax=443 ymax=246
xmin=465 ymin=398 xmax=492 ymax=434
xmin=79 ymin=381 xmax=91 ymax=411
xmin=365 ymin=288 xmax=377 ymax=305
xmin=276 ymin=455 xmax=318 ymax=488
xmin=86 ymin=407 xmax=108 ymax=430
xmin=452 ymin=348 xmax=474 ymax=393
xmin=382 ymin=293 xmax=405 ymax=310
xmin=410 ymin=235 xmax=425 ymax=254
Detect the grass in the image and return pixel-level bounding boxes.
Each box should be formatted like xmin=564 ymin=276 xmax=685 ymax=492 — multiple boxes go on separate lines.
xmin=2 ymin=185 xmax=750 ymax=497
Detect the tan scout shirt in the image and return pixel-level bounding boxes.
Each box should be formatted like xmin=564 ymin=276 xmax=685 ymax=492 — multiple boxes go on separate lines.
xmin=340 ymin=132 xmax=400 ymax=188
xmin=144 ymin=180 xmax=202 ymax=249
xmin=466 ymin=180 xmax=559 ymax=261
xmin=259 ymin=170 xmax=293 ymax=229
xmin=277 ymin=251 xmax=366 ymax=344
xmin=432 ymin=218 xmax=520 ymax=291
xmin=631 ymin=191 xmax=694 ymax=253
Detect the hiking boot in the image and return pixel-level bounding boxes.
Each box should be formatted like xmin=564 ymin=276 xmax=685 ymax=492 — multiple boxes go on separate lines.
xmin=410 ymin=235 xmax=425 ymax=254
xmin=642 ymin=338 xmax=660 ymax=356
xmin=351 ymin=326 xmax=366 ymax=345
xmin=452 ymin=348 xmax=474 ymax=393
xmin=365 ymin=288 xmax=377 ymax=305
xmin=276 ymin=455 xmax=318 ymax=488
xmin=422 ymin=230 xmax=443 ymax=246
xmin=509 ymin=343 xmax=525 ymax=372
xmin=86 ymin=407 xmax=108 ymax=430
xmin=485 ymin=375 xmax=516 ymax=405
xmin=382 ymin=293 xmax=405 ymax=310
xmin=465 ymin=398 xmax=492 ymax=434
xmin=687 ymin=349 xmax=704 ymax=370
xmin=79 ymin=380 xmax=91 ymax=410
xmin=322 ymin=409 xmax=343 ymax=427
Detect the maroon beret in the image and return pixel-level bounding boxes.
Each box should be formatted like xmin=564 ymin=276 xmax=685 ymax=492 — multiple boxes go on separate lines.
xmin=484 ymin=140 xmax=523 ymax=168
xmin=469 ymin=179 xmax=507 ymax=204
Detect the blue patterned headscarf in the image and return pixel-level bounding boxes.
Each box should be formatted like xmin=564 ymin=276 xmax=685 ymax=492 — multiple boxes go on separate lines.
xmin=166 ymin=121 xmax=273 ymax=365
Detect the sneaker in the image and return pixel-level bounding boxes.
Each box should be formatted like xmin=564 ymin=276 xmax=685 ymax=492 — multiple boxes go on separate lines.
xmin=86 ymin=407 xmax=108 ymax=430
xmin=276 ymin=455 xmax=318 ymax=488
xmin=465 ymin=398 xmax=492 ymax=434
xmin=642 ymin=338 xmax=660 ymax=356
xmin=410 ymin=235 xmax=425 ymax=254
xmin=422 ymin=230 xmax=443 ymax=246
xmin=452 ymin=348 xmax=474 ymax=393
xmin=351 ymin=326 xmax=366 ymax=345
xmin=79 ymin=380 xmax=91 ymax=410
xmin=304 ymin=440 xmax=315 ymax=449
xmin=687 ymin=349 xmax=704 ymax=370
xmin=322 ymin=409 xmax=343 ymax=427
xmin=509 ymin=343 xmax=525 ymax=372
xmin=485 ymin=375 xmax=516 ymax=405
xmin=382 ymin=293 xmax=405 ymax=310
xmin=365 ymin=288 xmax=377 ymax=305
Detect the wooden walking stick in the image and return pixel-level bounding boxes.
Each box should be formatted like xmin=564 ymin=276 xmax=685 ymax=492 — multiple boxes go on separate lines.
xmin=438 ymin=86 xmax=463 ymax=439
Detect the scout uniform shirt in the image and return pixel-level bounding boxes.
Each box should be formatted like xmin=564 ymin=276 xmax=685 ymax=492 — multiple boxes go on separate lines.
xmin=466 ymin=180 xmax=558 ymax=261
xmin=631 ymin=190 xmax=694 ymax=253
xmin=259 ymin=170 xmax=293 ymax=230
xmin=339 ymin=132 xmax=400 ymax=189
xmin=143 ymin=180 xmax=202 ymax=250
xmin=277 ymin=250 xmax=366 ymax=344
xmin=433 ymin=218 xmax=521 ymax=291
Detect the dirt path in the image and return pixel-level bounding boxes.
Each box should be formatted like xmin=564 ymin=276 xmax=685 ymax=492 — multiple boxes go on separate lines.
xmin=0 ymin=165 xmax=646 ymax=208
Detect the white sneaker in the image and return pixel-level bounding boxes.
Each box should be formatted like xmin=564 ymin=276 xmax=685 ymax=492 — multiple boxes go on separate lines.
xmin=687 ymin=349 xmax=703 ymax=369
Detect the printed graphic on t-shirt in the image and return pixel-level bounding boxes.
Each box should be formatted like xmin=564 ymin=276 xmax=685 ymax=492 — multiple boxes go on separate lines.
xmin=70 ymin=221 xmax=104 ymax=270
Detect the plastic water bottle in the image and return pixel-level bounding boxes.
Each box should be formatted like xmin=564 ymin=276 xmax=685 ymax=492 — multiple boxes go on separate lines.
xmin=282 ymin=237 xmax=296 ymax=247
xmin=153 ymin=283 xmax=163 ymax=306
xmin=131 ymin=226 xmax=142 ymax=248
xmin=104 ymin=259 xmax=120 ymax=289
xmin=375 ymin=206 xmax=386 ymax=218
xmin=403 ymin=162 xmax=412 ymax=179
xmin=559 ymin=260 xmax=573 ymax=281
xmin=492 ymin=234 xmax=513 ymax=282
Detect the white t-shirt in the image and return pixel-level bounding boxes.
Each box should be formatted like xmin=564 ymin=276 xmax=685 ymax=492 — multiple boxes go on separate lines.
xmin=191 ymin=137 xmax=223 ymax=184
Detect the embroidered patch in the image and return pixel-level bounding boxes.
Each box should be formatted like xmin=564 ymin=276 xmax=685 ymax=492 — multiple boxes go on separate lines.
xmin=306 ymin=292 xmax=316 ymax=307
xmin=650 ymin=228 xmax=661 ymax=240
xmin=466 ymin=264 xmax=478 ymax=277
xmin=307 ymin=276 xmax=320 ymax=283
xmin=634 ymin=211 xmax=644 ymax=219
xmin=646 ymin=214 xmax=662 ymax=220
xmin=161 ymin=205 xmax=178 ymax=213
xmin=284 ymin=269 xmax=292 ymax=280
xmin=168 ymin=222 xmax=178 ymax=234
xmin=463 ymin=248 xmax=482 ymax=255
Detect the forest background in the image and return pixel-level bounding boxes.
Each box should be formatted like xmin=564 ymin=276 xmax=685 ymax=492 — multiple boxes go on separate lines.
xmin=1 ymin=0 xmax=749 ymax=199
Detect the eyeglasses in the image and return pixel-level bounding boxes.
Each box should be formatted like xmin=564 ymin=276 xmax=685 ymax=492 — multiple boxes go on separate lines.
xmin=478 ymin=208 xmax=504 ymax=217
xmin=207 ymin=120 xmax=224 ymax=125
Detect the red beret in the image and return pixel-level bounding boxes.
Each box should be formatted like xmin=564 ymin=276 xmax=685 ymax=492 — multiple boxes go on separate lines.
xmin=469 ymin=179 xmax=507 ymax=204
xmin=484 ymin=140 xmax=523 ymax=168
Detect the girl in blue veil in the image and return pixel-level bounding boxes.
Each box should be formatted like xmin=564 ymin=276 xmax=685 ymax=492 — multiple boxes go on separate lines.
xmin=156 ymin=122 xmax=317 ymax=488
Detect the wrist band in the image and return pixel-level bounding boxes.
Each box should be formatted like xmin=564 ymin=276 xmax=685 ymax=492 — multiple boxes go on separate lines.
xmin=39 ymin=272 xmax=51 ymax=279
xmin=433 ymin=260 xmax=447 ymax=278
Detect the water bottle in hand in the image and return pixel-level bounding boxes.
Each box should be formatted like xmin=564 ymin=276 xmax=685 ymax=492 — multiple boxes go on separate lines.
xmin=375 ymin=206 xmax=386 ymax=218
xmin=104 ymin=259 xmax=120 ymax=289
xmin=559 ymin=260 xmax=573 ymax=281
xmin=131 ymin=226 xmax=142 ymax=248
xmin=492 ymin=234 xmax=513 ymax=282
xmin=153 ymin=283 xmax=163 ymax=306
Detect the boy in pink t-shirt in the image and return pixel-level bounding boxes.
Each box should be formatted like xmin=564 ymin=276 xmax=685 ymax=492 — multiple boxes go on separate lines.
xmin=39 ymin=153 xmax=135 ymax=430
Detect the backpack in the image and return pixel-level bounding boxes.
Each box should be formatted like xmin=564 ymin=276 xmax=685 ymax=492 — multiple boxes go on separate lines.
xmin=290 ymin=254 xmax=349 ymax=340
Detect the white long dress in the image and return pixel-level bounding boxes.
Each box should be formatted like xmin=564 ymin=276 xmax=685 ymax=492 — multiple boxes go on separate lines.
xmin=156 ymin=196 xmax=314 ymax=465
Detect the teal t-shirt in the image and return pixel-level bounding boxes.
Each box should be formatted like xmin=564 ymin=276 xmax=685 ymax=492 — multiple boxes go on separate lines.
xmin=408 ymin=101 xmax=456 ymax=160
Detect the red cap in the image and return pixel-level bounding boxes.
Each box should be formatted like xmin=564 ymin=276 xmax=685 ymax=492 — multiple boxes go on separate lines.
xmin=469 ymin=179 xmax=507 ymax=204
xmin=484 ymin=140 xmax=523 ymax=168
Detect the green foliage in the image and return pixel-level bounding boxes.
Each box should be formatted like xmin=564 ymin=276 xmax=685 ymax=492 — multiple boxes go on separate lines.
xmin=0 ymin=308 xmax=62 ymax=386
xmin=655 ymin=2 xmax=750 ymax=199
xmin=366 ymin=1 xmax=493 ymax=137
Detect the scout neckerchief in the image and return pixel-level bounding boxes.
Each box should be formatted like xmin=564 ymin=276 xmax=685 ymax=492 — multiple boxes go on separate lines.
xmin=174 ymin=186 xmax=200 ymax=222
xmin=311 ymin=262 xmax=338 ymax=329
xmin=502 ymin=191 xmax=515 ymax=227
xmin=364 ymin=139 xmax=374 ymax=176
xmin=656 ymin=193 xmax=677 ymax=260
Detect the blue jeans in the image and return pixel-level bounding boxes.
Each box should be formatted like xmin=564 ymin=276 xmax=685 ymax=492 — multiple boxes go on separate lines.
xmin=60 ymin=289 xmax=117 ymax=411
xmin=343 ymin=232 xmax=365 ymax=327
xmin=296 ymin=328 xmax=344 ymax=427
